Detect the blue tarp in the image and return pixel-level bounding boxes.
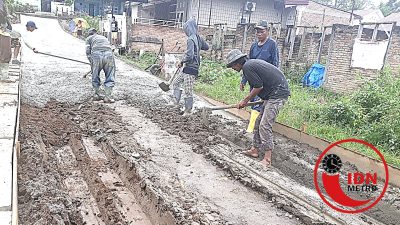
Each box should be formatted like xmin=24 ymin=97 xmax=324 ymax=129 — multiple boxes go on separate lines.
xmin=302 ymin=63 xmax=325 ymax=88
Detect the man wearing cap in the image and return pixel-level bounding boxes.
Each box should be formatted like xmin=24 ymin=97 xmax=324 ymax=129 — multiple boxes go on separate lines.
xmin=2 ymin=21 xmax=38 ymax=64
xmin=85 ymin=28 xmax=116 ymax=103
xmin=241 ymin=20 xmax=280 ymax=132
xmin=226 ymin=49 xmax=290 ymax=167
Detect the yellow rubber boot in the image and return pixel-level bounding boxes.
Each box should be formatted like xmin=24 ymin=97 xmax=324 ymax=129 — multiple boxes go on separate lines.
xmin=246 ymin=110 xmax=260 ymax=133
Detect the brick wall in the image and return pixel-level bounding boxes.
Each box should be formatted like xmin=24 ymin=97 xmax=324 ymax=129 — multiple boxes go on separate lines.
xmin=324 ymin=24 xmax=380 ymax=93
xmin=129 ymin=24 xmax=215 ymax=54
xmin=385 ymin=26 xmax=400 ymax=73
xmin=130 ymin=24 xmax=187 ymax=53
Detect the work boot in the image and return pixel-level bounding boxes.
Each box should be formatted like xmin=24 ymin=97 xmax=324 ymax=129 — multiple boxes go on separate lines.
xmin=182 ymin=97 xmax=193 ymax=116
xmin=103 ymin=87 xmax=115 ymax=103
xmin=92 ymin=87 xmax=103 ymax=101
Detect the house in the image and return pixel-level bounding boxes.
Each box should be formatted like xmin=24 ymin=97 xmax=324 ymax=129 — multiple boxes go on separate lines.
xmin=132 ymin=0 xmax=309 ymax=29
xmin=354 ymin=9 xmax=384 ymax=23
xmin=380 ymin=11 xmax=400 ymax=24
xmin=74 ymin=0 xmax=127 ymax=16
xmin=15 ymin=0 xmax=42 ymax=11
xmin=295 ymin=0 xmax=362 ymax=28
xmin=179 ymin=0 xmax=307 ymax=28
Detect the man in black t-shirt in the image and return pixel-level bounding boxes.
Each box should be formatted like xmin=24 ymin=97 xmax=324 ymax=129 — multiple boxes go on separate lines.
xmin=226 ymin=49 xmax=290 ymax=167
xmin=111 ymin=16 xmax=118 ymax=45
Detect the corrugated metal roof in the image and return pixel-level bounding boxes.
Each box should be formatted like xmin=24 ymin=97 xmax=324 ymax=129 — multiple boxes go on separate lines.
xmin=285 ymin=0 xmax=309 ymax=5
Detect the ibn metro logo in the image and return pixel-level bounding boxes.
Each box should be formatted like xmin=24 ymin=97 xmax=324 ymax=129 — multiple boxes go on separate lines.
xmin=347 ymin=171 xmax=378 ymax=192
xmin=314 ymin=139 xmax=389 ymax=213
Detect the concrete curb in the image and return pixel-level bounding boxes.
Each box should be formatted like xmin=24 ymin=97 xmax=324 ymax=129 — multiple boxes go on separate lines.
xmin=0 ymin=63 xmax=20 ymax=225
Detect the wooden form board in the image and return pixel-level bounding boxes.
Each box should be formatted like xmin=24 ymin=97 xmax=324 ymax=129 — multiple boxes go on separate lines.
xmin=200 ymin=96 xmax=400 ymax=187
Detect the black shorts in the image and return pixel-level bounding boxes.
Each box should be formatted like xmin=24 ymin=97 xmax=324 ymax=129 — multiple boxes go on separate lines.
xmin=77 ymin=30 xmax=83 ymax=36
xmin=11 ymin=38 xmax=21 ymax=48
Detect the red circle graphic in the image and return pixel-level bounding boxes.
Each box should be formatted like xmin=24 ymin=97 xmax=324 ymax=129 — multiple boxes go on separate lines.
xmin=313 ymin=138 xmax=389 ymax=213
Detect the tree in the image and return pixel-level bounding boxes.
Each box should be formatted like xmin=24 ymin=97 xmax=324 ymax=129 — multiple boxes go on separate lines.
xmin=379 ymin=0 xmax=400 ymax=16
xmin=314 ymin=0 xmax=372 ymax=11
xmin=64 ymin=0 xmax=74 ymax=6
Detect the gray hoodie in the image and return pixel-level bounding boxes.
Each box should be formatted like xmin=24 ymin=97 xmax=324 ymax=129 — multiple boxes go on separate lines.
xmin=181 ymin=18 xmax=209 ymax=76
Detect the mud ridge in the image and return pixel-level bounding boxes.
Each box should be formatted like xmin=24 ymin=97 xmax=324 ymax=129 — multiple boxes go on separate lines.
xmin=130 ymin=99 xmax=400 ymax=225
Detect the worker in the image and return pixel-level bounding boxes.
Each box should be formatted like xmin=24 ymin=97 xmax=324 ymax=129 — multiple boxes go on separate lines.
xmin=1 ymin=20 xmax=38 ymax=64
xmin=241 ymin=20 xmax=280 ymax=133
xmin=85 ymin=28 xmax=116 ymax=103
xmin=169 ymin=18 xmax=209 ymax=115
xmin=226 ymin=49 xmax=290 ymax=167
xmin=76 ymin=20 xmax=83 ymax=37
xmin=111 ymin=16 xmax=118 ymax=46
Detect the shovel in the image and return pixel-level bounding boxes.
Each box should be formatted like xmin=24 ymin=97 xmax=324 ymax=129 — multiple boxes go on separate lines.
xmin=200 ymin=100 xmax=264 ymax=125
xmin=159 ymin=68 xmax=180 ymax=92
xmin=35 ymin=51 xmax=92 ymax=78
xmin=35 ymin=51 xmax=91 ymax=65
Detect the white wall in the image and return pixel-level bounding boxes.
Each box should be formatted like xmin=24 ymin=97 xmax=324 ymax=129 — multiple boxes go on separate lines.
xmin=192 ymin=0 xmax=283 ymax=28
xmin=16 ymin=0 xmax=41 ymax=11
xmin=51 ymin=2 xmax=73 ymax=15
xmin=351 ymin=38 xmax=389 ymax=70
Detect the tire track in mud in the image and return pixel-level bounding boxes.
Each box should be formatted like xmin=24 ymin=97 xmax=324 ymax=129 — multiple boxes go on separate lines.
xmin=129 ymin=98 xmax=400 ymax=225
xmin=18 ymin=99 xmax=400 ymax=225
xmin=18 ymin=102 xmax=172 ymax=225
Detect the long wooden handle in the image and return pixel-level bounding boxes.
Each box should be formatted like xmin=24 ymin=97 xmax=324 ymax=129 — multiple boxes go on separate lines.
xmin=167 ymin=68 xmax=181 ymax=84
xmin=208 ymin=100 xmax=264 ymax=111
xmin=36 ymin=51 xmax=91 ymax=65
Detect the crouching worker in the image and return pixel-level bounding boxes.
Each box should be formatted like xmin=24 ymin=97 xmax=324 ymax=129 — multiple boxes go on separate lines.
xmin=86 ymin=28 xmax=116 ymax=103
xmin=170 ymin=18 xmax=209 ymax=115
xmin=226 ymin=49 xmax=290 ymax=167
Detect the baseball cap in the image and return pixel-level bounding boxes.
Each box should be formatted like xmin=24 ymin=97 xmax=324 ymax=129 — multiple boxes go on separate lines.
xmin=255 ymin=20 xmax=268 ymax=30
xmin=26 ymin=21 xmax=37 ymax=29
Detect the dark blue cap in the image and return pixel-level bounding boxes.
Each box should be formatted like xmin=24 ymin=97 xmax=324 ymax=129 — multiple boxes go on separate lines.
xmin=26 ymin=21 xmax=37 ymax=29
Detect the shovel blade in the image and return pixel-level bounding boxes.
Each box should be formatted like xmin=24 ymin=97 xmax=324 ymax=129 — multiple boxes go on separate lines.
xmin=159 ymin=82 xmax=170 ymax=92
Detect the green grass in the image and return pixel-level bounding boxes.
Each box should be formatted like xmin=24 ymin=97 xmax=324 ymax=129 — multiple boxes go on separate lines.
xmin=121 ymin=55 xmax=400 ymax=168
xmin=121 ymin=53 xmax=157 ymax=71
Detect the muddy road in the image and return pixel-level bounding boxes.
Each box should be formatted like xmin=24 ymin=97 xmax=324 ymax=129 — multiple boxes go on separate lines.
xmin=16 ymin=15 xmax=400 ymax=225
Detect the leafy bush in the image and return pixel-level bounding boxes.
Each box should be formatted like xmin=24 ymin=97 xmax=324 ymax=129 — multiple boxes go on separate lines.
xmin=325 ymin=100 xmax=364 ymax=129
xmin=198 ymin=59 xmax=237 ymax=84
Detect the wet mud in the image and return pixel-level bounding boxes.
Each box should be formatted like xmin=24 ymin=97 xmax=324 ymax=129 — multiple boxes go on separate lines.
xmin=16 ymin=14 xmax=400 ymax=225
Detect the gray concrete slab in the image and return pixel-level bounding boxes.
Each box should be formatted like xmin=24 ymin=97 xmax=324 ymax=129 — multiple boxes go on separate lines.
xmin=0 ymin=211 xmax=12 ymax=225
xmin=0 ymin=139 xmax=13 ymax=209
xmin=0 ymin=105 xmax=18 ymax=139
xmin=0 ymin=83 xmax=18 ymax=95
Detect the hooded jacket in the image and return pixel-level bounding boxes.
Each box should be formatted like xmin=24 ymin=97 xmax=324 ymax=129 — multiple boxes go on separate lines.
xmin=181 ymin=18 xmax=209 ymax=76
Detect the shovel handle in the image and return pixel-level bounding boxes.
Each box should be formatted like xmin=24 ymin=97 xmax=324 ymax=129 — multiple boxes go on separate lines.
xmin=167 ymin=68 xmax=181 ymax=84
xmin=207 ymin=100 xmax=264 ymax=111
xmin=36 ymin=51 xmax=91 ymax=65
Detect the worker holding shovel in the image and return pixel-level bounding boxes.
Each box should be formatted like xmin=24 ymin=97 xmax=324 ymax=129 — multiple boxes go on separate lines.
xmin=169 ymin=18 xmax=209 ymax=116
xmin=86 ymin=28 xmax=116 ymax=103
xmin=226 ymin=49 xmax=290 ymax=167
